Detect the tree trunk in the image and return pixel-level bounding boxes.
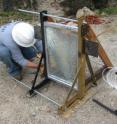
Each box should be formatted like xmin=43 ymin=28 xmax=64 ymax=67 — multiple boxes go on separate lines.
xmin=0 ymin=0 xmax=3 ymax=11
xmin=3 ymin=0 xmax=13 ymax=11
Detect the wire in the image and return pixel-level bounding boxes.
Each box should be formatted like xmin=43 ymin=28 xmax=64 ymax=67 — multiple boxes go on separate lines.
xmin=102 ymin=67 xmax=117 ymax=89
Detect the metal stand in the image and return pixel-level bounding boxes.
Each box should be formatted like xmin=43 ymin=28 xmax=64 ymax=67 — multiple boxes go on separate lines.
xmin=17 ymin=9 xmax=113 ymax=115
xmin=29 ymin=53 xmax=50 ymax=95
xmin=30 ymin=11 xmax=50 ymax=95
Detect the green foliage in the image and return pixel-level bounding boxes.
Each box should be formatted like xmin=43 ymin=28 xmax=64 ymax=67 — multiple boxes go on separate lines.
xmin=0 ymin=11 xmax=37 ymax=25
xmin=0 ymin=11 xmax=33 ymax=20
xmin=60 ymin=0 xmax=110 ymax=16
xmin=99 ymin=7 xmax=117 ymax=15
xmin=99 ymin=7 xmax=117 ymax=14
xmin=93 ymin=0 xmax=108 ymax=9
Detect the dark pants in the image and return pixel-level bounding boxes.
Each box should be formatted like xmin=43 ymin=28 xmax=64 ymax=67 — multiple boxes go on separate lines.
xmin=0 ymin=45 xmax=37 ymax=76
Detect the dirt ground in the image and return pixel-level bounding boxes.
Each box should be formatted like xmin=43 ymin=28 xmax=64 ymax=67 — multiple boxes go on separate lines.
xmin=0 ymin=10 xmax=117 ymax=124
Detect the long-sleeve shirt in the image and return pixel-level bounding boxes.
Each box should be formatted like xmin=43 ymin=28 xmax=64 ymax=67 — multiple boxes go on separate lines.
xmin=0 ymin=22 xmax=42 ymax=67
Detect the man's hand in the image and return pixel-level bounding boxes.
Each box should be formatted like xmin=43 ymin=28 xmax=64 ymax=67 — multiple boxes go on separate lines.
xmin=26 ymin=60 xmax=38 ymax=68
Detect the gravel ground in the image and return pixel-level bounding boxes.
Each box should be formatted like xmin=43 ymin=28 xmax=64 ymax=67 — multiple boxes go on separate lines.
xmin=0 ymin=11 xmax=117 ymax=124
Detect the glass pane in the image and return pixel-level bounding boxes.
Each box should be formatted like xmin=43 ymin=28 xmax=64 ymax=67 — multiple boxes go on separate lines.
xmin=44 ymin=22 xmax=78 ymax=87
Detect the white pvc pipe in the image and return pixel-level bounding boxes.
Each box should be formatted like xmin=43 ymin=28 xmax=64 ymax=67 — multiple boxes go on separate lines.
xmin=18 ymin=9 xmax=77 ymax=22
xmin=18 ymin=9 xmax=40 ymax=15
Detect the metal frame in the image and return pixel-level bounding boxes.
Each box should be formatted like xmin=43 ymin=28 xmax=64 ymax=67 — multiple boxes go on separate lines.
xmin=30 ymin=11 xmax=50 ymax=92
xmin=29 ymin=11 xmax=86 ymax=112
xmin=17 ymin=9 xmax=113 ymax=114
xmin=44 ymin=21 xmax=79 ymax=88
xmin=30 ymin=11 xmax=81 ymax=106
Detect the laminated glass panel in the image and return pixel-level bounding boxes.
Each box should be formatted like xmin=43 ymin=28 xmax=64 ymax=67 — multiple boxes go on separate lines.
xmin=44 ymin=22 xmax=78 ymax=87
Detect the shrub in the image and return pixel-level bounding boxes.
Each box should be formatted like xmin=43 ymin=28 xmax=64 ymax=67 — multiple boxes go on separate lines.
xmin=60 ymin=0 xmax=109 ymax=16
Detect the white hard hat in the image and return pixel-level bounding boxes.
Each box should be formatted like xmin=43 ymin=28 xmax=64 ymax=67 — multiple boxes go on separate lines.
xmin=12 ymin=22 xmax=36 ymax=47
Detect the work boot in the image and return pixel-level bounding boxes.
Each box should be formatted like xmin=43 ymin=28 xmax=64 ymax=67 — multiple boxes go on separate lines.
xmin=13 ymin=74 xmax=23 ymax=81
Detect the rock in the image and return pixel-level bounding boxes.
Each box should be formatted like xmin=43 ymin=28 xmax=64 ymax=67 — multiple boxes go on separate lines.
xmin=101 ymin=12 xmax=107 ymax=16
xmin=76 ymin=6 xmax=95 ymax=19
xmin=32 ymin=112 xmax=36 ymax=117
